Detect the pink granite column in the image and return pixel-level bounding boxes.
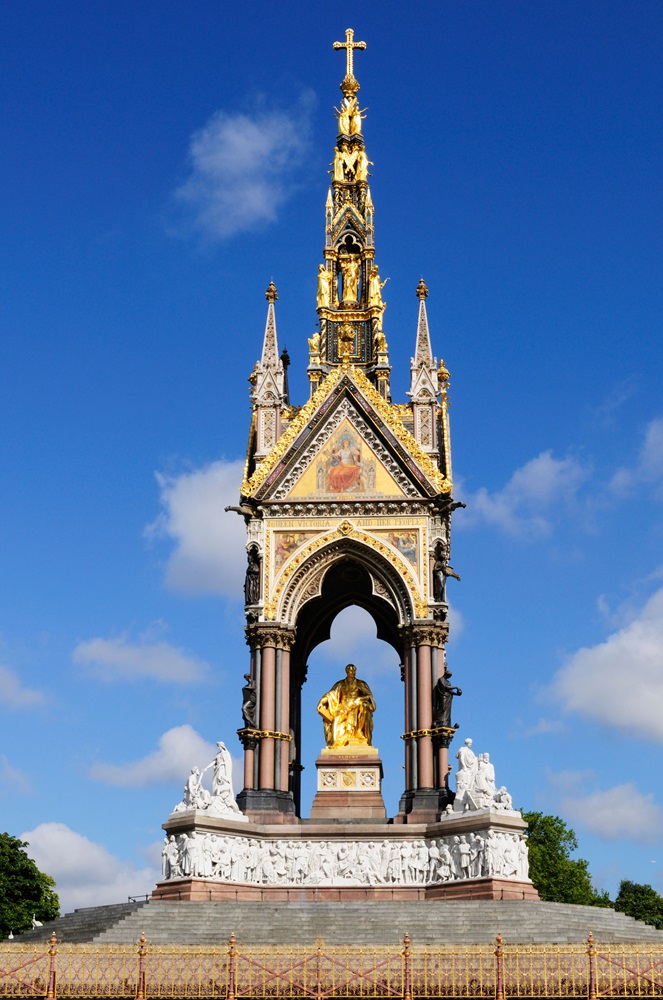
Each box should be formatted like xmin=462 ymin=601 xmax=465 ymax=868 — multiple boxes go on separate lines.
xmin=416 ymin=643 xmax=434 ymax=788
xmin=259 ymin=645 xmax=276 ymax=789
xmin=279 ymin=647 xmax=291 ymax=792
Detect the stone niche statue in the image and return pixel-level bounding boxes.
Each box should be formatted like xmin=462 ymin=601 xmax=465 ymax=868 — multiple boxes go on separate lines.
xmin=244 ymin=547 xmax=260 ymax=605
xmin=317 ymin=664 xmax=376 ymax=749
xmin=432 ymin=668 xmax=462 ymax=729
xmin=241 ymin=673 xmax=257 ymax=729
xmin=432 ymin=540 xmax=461 ymax=603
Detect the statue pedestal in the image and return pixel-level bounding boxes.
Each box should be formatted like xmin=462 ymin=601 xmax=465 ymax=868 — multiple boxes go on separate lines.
xmin=309 ymin=745 xmax=387 ymax=822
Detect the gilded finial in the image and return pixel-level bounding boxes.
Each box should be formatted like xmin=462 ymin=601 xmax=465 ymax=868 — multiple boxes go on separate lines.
xmin=416 ymin=278 xmax=429 ymax=300
xmin=438 ymin=359 xmax=450 ymax=384
xmin=333 ymin=28 xmax=366 ymax=98
xmin=265 ymin=281 xmax=278 ymax=303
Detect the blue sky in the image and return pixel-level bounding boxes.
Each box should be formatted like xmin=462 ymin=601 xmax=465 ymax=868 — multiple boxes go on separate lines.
xmin=2 ymin=1 xmax=663 ymax=914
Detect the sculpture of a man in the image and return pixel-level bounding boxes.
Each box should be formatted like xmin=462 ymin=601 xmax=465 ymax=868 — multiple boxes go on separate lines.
xmin=317 ymin=663 xmax=376 ymax=748
xmin=455 ymin=738 xmax=477 ymax=798
xmin=432 ymin=540 xmax=461 ymax=603
xmin=432 ymin=668 xmax=462 ymax=729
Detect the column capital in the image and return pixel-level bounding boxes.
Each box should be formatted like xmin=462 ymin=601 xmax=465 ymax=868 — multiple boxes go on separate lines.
xmin=245 ymin=624 xmax=296 ymax=650
xmin=399 ymin=622 xmax=447 ymax=647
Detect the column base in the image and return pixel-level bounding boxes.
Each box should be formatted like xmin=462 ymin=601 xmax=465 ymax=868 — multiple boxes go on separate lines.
xmin=236 ymin=788 xmax=297 ymax=824
xmin=394 ymin=787 xmax=453 ymax=824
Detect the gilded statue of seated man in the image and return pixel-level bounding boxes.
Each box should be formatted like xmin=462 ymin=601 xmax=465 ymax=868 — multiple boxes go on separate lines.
xmin=317 ymin=663 xmax=376 ymax=748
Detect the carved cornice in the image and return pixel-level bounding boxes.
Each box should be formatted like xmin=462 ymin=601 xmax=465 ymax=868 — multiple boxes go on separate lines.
xmin=244 ymin=624 xmax=296 ymax=650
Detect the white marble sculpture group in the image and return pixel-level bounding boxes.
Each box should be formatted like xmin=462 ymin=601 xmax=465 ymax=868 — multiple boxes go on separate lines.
xmin=164 ymin=734 xmax=527 ymax=887
xmin=172 ymin=742 xmax=248 ymax=822
xmin=161 ymin=830 xmax=528 ymax=885
xmin=453 ymin=738 xmax=513 ymax=812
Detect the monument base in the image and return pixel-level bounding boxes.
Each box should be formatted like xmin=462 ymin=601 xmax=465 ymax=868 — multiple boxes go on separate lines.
xmin=157 ymin=809 xmax=537 ymax=902
xmin=310 ymin=745 xmax=386 ymax=822
xmin=154 ymin=876 xmax=537 ymax=902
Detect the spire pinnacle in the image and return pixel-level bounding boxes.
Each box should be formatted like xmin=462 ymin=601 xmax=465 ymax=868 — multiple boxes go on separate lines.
xmin=260 ymin=282 xmax=279 ymax=366
xmin=414 ymin=280 xmax=433 ymax=365
xmin=333 ymin=28 xmax=366 ymax=97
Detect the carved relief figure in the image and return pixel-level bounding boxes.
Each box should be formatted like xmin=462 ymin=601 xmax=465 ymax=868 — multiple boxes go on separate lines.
xmin=308 ymin=332 xmax=320 ymax=354
xmin=317 ymin=663 xmax=376 ymax=748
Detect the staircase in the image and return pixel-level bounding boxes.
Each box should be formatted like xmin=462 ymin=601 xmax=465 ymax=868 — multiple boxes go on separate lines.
xmin=17 ymin=899 xmax=663 ymax=945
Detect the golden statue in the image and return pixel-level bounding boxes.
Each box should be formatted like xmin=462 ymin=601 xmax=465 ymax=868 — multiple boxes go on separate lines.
xmin=317 ymin=265 xmax=332 ymax=308
xmin=374 ymin=329 xmax=387 ymax=353
xmin=308 ymin=332 xmax=320 ymax=354
xmin=317 ymin=664 xmax=376 ymax=748
xmin=340 ymin=256 xmax=360 ymax=303
xmin=332 ymin=142 xmax=357 ymax=182
xmin=368 ymin=264 xmax=389 ymax=307
xmin=336 ymin=98 xmax=351 ymax=135
xmin=355 ymin=149 xmax=372 ymax=182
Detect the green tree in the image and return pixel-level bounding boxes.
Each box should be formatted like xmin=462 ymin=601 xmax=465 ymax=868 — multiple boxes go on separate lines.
xmin=0 ymin=833 xmax=60 ymax=938
xmin=614 ymin=880 xmax=663 ymax=929
xmin=522 ymin=811 xmax=609 ymax=906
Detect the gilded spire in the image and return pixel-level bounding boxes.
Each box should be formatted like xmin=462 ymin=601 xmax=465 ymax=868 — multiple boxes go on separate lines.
xmin=310 ymin=30 xmax=389 ymax=397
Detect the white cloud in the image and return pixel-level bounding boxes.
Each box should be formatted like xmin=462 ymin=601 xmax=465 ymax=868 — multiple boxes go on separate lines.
xmin=561 ymin=783 xmax=663 ymax=845
xmin=89 ymin=724 xmax=217 ymax=787
xmin=20 ymin=823 xmax=159 ymax=914
xmin=0 ymin=664 xmax=46 ymax=709
xmin=610 ymin=416 xmax=663 ymax=497
xmin=552 ymin=586 xmax=663 ymax=741
xmin=459 ymin=451 xmax=589 ymax=539
xmin=173 ymin=93 xmax=314 ymax=240
xmin=521 ymin=717 xmax=565 ymax=738
xmin=146 ymin=459 xmax=246 ymax=597
xmin=73 ymin=632 xmax=209 ymax=683
xmin=0 ymin=755 xmax=32 ymax=795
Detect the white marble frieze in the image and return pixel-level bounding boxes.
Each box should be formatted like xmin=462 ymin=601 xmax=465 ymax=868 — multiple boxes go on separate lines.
xmin=160 ymin=829 xmax=529 ymax=886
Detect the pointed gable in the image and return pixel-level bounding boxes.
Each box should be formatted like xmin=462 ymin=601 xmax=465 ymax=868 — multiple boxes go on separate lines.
xmin=241 ymin=364 xmax=451 ymax=501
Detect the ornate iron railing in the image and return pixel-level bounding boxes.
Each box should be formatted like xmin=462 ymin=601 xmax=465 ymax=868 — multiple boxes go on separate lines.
xmin=3 ymin=931 xmax=663 ymax=998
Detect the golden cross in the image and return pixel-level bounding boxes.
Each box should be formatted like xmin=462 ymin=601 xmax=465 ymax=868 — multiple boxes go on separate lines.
xmin=333 ymin=28 xmax=366 ymax=79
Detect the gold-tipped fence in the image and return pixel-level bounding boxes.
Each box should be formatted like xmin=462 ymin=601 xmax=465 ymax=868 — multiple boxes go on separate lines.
xmin=3 ymin=932 xmax=663 ymax=998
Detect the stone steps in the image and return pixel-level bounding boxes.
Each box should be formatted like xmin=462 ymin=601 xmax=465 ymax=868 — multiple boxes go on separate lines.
xmin=16 ymin=901 xmax=147 ymax=944
xmin=22 ymin=899 xmax=663 ymax=945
